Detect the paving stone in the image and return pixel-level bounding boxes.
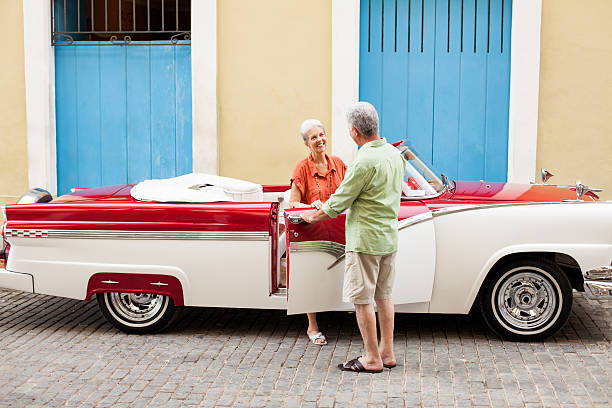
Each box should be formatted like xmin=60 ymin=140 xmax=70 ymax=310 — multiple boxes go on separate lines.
xmin=0 ymin=290 xmax=609 ymax=407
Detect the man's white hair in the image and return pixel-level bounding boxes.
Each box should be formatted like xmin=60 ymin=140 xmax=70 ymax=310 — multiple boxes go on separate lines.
xmin=346 ymin=101 xmax=379 ymax=138
xmin=300 ymin=119 xmax=325 ymax=143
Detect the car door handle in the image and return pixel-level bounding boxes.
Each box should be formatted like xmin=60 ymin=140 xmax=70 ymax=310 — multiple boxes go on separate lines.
xmin=287 ymin=213 xmax=304 ymax=224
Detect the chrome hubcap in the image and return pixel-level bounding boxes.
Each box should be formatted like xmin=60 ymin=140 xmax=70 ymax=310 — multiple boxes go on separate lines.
xmin=496 ymin=271 xmax=557 ymax=330
xmin=109 ymin=292 xmax=164 ymax=322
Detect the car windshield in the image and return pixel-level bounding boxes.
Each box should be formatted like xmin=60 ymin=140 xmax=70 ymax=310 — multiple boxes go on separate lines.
xmin=397 ymin=144 xmax=446 ymax=199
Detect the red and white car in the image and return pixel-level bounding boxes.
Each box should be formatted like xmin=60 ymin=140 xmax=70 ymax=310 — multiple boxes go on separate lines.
xmin=1 ymin=145 xmax=611 ymax=340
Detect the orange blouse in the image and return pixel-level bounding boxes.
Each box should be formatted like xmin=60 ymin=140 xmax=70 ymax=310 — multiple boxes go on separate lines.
xmin=291 ymin=154 xmax=347 ymax=205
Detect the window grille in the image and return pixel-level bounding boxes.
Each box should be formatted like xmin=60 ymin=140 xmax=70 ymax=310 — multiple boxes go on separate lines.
xmin=51 ymin=0 xmax=191 ymax=46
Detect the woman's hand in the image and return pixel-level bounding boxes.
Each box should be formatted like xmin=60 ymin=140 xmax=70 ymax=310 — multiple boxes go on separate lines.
xmin=310 ymin=200 xmax=323 ymax=210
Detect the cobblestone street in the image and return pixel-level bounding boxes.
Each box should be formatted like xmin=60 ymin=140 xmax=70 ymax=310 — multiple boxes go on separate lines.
xmin=0 ymin=289 xmax=610 ymax=408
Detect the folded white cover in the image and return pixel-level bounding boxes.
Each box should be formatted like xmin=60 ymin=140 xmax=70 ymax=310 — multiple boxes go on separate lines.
xmin=131 ymin=173 xmax=263 ymax=203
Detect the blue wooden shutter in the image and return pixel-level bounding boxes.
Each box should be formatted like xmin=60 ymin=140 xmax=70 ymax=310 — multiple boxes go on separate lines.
xmin=55 ymin=41 xmax=192 ymax=195
xmin=360 ymin=0 xmax=512 ymax=182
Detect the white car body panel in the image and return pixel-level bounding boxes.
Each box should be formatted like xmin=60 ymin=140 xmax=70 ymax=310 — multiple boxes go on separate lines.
xmin=287 ymin=250 xmax=353 ymax=314
xmin=6 ymin=236 xmax=286 ymax=309
xmin=287 ymin=215 xmax=436 ymax=314
xmin=428 ymin=202 xmax=612 ymax=313
xmin=2 ymin=202 xmax=611 ymax=316
xmin=0 ymin=268 xmax=34 ymax=293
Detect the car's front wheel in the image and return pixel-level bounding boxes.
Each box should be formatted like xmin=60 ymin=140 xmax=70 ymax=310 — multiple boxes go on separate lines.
xmin=97 ymin=292 xmax=176 ymax=334
xmin=479 ymin=258 xmax=572 ymax=341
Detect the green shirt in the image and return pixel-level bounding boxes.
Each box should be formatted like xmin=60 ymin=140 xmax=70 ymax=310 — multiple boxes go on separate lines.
xmin=322 ymin=138 xmax=405 ymax=255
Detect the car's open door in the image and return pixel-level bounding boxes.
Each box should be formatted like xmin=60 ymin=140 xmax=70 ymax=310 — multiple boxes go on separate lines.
xmin=284 ymin=205 xmax=436 ymax=315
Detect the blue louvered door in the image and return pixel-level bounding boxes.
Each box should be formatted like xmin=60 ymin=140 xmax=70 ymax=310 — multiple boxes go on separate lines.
xmin=54 ymin=42 xmax=192 ymax=196
xmin=359 ymin=0 xmax=512 ymax=181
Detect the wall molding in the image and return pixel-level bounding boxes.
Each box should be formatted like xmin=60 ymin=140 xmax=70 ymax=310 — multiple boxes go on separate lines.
xmin=22 ymin=0 xmax=56 ymax=194
xmin=331 ymin=0 xmax=360 ymax=164
xmin=332 ymin=0 xmax=542 ymax=181
xmin=507 ymin=0 xmax=542 ymax=183
xmin=191 ymin=0 xmax=218 ymax=175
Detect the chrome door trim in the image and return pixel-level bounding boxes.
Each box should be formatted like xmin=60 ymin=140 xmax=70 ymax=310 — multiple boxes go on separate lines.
xmin=5 ymin=229 xmax=270 ymax=241
xmin=430 ymin=200 xmax=611 ymax=219
xmin=289 ymin=241 xmax=345 ymax=258
xmin=398 ymin=211 xmax=433 ymax=231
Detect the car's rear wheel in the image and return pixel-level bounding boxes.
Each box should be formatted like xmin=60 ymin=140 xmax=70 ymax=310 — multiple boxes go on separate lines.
xmin=97 ymin=292 xmax=176 ymax=334
xmin=479 ymin=258 xmax=572 ymax=341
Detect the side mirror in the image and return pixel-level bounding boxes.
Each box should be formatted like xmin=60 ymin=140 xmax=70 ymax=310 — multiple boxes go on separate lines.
xmin=541 ymin=168 xmax=554 ymax=184
xmin=441 ymin=174 xmax=449 ymax=187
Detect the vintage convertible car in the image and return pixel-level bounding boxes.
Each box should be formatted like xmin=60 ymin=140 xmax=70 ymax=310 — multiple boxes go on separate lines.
xmin=1 ymin=144 xmax=610 ymax=341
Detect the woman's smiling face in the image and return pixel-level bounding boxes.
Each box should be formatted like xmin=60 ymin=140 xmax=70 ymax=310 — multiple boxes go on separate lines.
xmin=305 ymin=126 xmax=327 ymax=155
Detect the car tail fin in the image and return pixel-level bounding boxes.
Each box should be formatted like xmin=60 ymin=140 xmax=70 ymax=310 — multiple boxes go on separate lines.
xmin=0 ymin=208 xmax=7 ymax=268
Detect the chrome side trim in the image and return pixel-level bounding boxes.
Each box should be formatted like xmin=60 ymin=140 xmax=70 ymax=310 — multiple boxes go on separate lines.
xmin=5 ymin=229 xmax=269 ymax=241
xmin=289 ymin=241 xmax=345 ymax=258
xmin=271 ymin=288 xmax=287 ymax=297
xmin=398 ymin=211 xmax=433 ymax=231
xmin=430 ymin=201 xmax=612 ymax=219
xmin=327 ymin=254 xmax=346 ymax=271
xmin=5 ymin=229 xmax=48 ymax=238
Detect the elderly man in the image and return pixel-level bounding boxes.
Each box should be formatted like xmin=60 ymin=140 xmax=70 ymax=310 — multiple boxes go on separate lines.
xmin=301 ymin=101 xmax=405 ymax=373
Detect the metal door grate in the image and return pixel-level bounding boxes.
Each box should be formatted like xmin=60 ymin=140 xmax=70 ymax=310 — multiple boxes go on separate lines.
xmin=51 ymin=0 xmax=191 ymax=45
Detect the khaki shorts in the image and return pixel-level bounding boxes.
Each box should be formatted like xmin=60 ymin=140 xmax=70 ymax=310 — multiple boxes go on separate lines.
xmin=343 ymin=251 xmax=397 ymax=304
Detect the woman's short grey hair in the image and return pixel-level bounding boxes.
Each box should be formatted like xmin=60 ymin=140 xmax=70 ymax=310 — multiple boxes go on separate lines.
xmin=300 ymin=119 xmax=325 ymax=143
xmin=346 ymin=101 xmax=379 ymax=138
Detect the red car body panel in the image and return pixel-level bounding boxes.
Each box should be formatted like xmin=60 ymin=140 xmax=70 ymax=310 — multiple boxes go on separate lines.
xmin=5 ymin=202 xmax=275 ymax=232
xmin=262 ymin=185 xmax=291 ymax=193
xmin=86 ymin=272 xmax=185 ymax=306
xmin=9 ymin=180 xmax=589 ymax=237
xmin=451 ymin=181 xmax=597 ymax=202
xmin=284 ymin=201 xmax=433 ymax=245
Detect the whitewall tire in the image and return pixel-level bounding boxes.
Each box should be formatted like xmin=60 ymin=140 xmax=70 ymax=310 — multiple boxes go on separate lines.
xmin=479 ymin=258 xmax=572 ymax=341
xmin=97 ymin=292 xmax=176 ymax=334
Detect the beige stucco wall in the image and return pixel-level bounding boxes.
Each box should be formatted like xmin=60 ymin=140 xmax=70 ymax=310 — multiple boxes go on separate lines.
xmin=217 ymin=0 xmax=332 ymax=185
xmin=0 ymin=0 xmax=29 ymax=222
xmin=537 ymin=0 xmax=612 ymax=200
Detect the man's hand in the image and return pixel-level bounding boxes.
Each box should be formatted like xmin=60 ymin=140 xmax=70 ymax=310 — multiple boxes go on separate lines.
xmin=310 ymin=200 xmax=323 ymax=210
xmin=301 ymin=209 xmax=330 ymax=224
xmin=300 ymin=209 xmax=318 ymax=223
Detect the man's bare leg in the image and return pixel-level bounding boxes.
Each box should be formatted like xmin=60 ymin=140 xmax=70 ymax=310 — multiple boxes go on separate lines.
xmin=353 ymin=303 xmax=383 ymax=370
xmin=375 ymin=298 xmax=396 ymax=367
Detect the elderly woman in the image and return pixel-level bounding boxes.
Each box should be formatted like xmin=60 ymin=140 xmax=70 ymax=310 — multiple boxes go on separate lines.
xmin=289 ymin=119 xmax=347 ymax=345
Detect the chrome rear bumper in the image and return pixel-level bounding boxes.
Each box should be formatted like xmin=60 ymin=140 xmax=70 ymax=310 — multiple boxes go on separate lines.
xmin=584 ymin=266 xmax=612 ymax=300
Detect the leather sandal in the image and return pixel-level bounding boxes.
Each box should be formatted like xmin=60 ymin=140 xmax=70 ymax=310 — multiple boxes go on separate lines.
xmin=307 ymin=331 xmax=327 ymax=345
xmin=338 ymin=357 xmax=383 ymax=373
